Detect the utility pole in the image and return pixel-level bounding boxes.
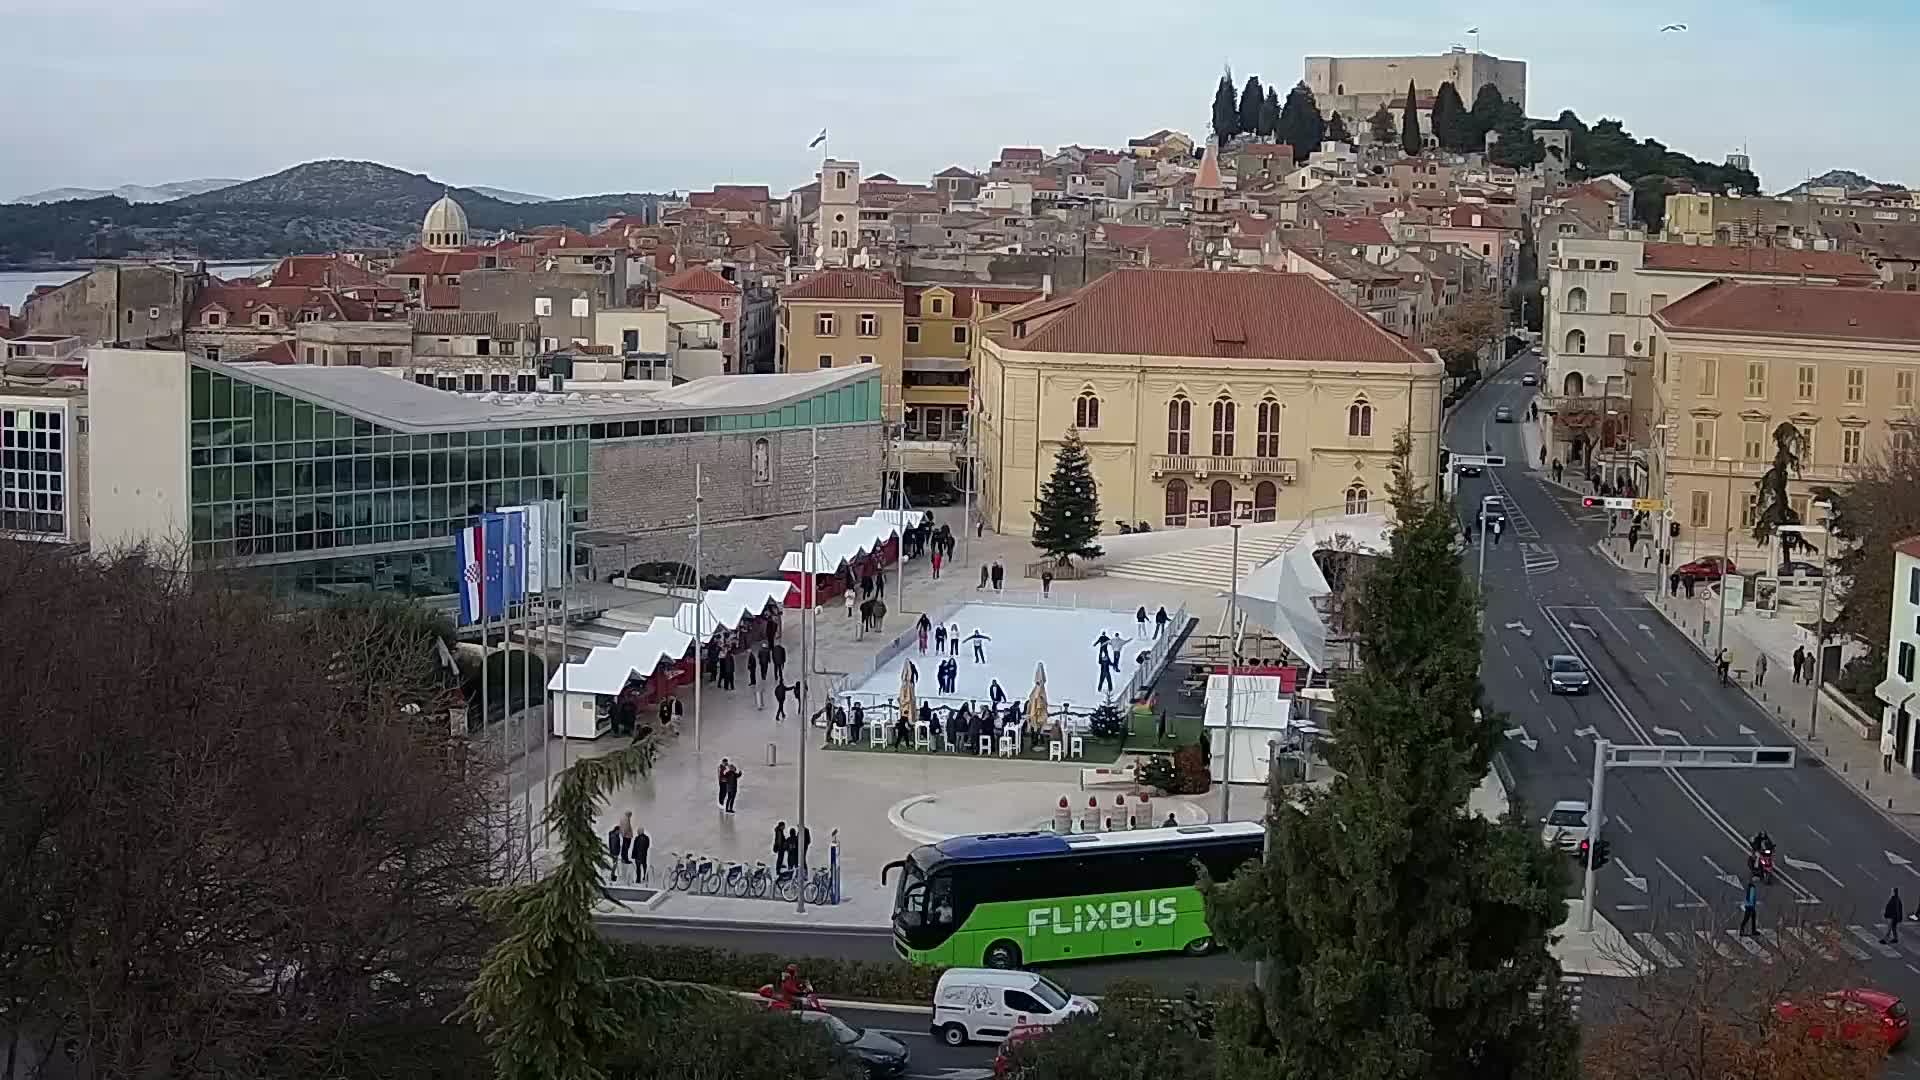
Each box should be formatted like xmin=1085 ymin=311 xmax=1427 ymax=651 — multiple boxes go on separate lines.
xmin=796 ymin=427 xmax=819 ymax=913
xmin=1223 ymin=523 xmax=1242 ymax=819
xmin=692 ymin=464 xmax=704 ymax=750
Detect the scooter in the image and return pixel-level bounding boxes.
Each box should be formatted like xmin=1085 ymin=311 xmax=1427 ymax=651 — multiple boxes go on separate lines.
xmin=1750 ymin=846 xmax=1776 ymax=885
xmin=756 ymin=982 xmax=825 ymax=1013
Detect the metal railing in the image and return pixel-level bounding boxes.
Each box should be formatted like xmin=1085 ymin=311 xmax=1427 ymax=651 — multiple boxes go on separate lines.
xmin=1150 ymin=454 xmax=1299 ymax=481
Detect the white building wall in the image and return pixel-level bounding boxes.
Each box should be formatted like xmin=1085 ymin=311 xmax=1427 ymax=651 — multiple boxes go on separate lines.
xmin=1883 ymin=550 xmax=1920 ymax=771
xmin=87 ymin=348 xmax=190 ymax=552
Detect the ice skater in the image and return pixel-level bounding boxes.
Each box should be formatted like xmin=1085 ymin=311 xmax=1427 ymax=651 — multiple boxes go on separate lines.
xmin=1155 ymin=606 xmax=1170 ymax=636
xmin=1136 ymin=607 xmax=1149 ymax=637
xmin=917 ymin=614 xmax=932 ymax=654
xmin=1097 ymin=648 xmax=1117 ymax=693
xmin=948 ymin=623 xmax=962 ymax=657
xmin=964 ymin=628 xmax=992 ymax=662
xmin=934 ymin=623 xmax=948 ymax=654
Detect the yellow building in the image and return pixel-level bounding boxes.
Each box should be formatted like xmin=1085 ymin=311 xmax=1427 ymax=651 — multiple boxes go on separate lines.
xmin=901 ymin=283 xmax=1045 ymax=442
xmin=776 ymin=270 xmax=906 ymax=410
xmin=975 ymin=268 xmax=1444 ymax=536
xmin=1651 ymin=280 xmax=1920 ymax=564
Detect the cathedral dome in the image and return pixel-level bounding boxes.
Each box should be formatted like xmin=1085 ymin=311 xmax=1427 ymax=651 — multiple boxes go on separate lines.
xmin=422 ymin=194 xmax=469 ymax=251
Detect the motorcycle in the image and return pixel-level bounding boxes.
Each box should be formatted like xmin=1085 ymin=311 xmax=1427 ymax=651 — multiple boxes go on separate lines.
xmin=756 ymin=982 xmax=825 ymax=1013
xmin=1752 ymin=845 xmax=1776 ymax=885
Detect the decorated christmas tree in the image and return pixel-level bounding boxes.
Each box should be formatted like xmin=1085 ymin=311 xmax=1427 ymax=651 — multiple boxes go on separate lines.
xmin=1030 ymin=429 xmax=1105 ymax=564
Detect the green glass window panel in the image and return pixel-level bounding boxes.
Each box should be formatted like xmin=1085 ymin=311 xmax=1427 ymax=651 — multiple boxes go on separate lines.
xmin=271 ymin=462 xmax=292 ymax=497
xmin=293 ymin=401 xmax=313 ymax=439
xmin=372 ymin=455 xmax=391 ymax=488
xmin=537 ymin=446 xmax=557 ymax=473
xmin=570 ymin=441 xmax=588 ymax=471
xmin=429 ymin=487 xmax=449 ymax=521
xmin=213 ymin=507 xmax=233 ymax=541
xmin=212 ymin=467 xmax=232 ymax=501
xmin=212 ymin=447 xmax=232 ymax=465
xmin=297 ymin=441 xmax=314 ymax=461
xmin=210 ymin=373 xmax=232 ymax=419
xmin=191 ymin=467 xmax=211 ymax=505
xmin=502 ymin=449 xmax=520 ymax=480
xmin=191 ymin=421 xmax=211 ymax=450
xmin=351 ymin=419 xmax=371 ymax=438
xmin=449 ymin=431 xmax=466 ymax=448
xmin=251 ymin=386 xmax=275 ymax=440
xmin=294 ymin=462 xmax=313 ymax=492
xmin=191 ymin=506 xmax=212 ymax=542
xmin=311 ymin=460 xmax=331 ymax=493
xmin=233 ymin=464 xmax=255 ymax=499
xmin=191 ymin=448 xmax=210 ymax=468
xmin=191 ymin=367 xmax=211 ymax=421
xmin=372 ymin=492 xmax=391 ymax=525
xmin=429 ymin=452 xmax=447 ymax=484
xmin=272 ymin=441 xmax=291 ymax=461
xmin=272 ymin=396 xmax=293 ymax=441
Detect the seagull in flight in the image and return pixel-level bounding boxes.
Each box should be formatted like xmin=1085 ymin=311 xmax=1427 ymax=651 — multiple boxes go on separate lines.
xmin=1661 ymin=22 xmax=1687 ymax=31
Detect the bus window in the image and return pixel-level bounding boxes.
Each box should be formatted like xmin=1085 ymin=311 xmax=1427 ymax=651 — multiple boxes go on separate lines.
xmin=930 ymin=874 xmax=955 ymax=927
xmin=895 ymin=859 xmax=928 ymax=929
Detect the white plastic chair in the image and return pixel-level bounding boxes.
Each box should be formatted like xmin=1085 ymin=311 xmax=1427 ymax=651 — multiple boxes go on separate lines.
xmin=1048 ymin=739 xmax=1064 ymax=761
xmin=829 ymin=723 xmax=848 ymax=746
xmin=943 ymin=730 xmax=956 ymax=753
xmin=978 ymin=735 xmax=994 ymax=755
xmin=1069 ymin=734 xmax=1086 ymax=759
xmin=998 ymin=731 xmax=1017 ymax=758
xmin=869 ymin=722 xmax=886 ymax=748
xmin=914 ymin=720 xmax=932 ymax=750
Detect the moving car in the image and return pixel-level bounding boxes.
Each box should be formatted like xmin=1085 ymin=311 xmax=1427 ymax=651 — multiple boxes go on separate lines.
xmin=1676 ymin=555 xmax=1737 ymax=583
xmin=1477 ymin=497 xmax=1508 ymax=531
xmin=1776 ymin=560 xmax=1825 ymax=580
xmin=1545 ymin=655 xmax=1592 ymax=695
xmin=1455 ymin=459 xmax=1484 ymax=477
xmin=992 ymin=1021 xmax=1051 ymax=1078
xmin=793 ymin=1011 xmax=911 ymax=1077
xmin=1521 ymin=372 xmax=1538 ymax=386
xmin=1540 ymin=800 xmax=1592 ymax=855
xmin=932 ymin=968 xmax=1097 ymax=1046
xmin=1494 ymin=405 xmax=1514 ymax=423
xmin=1774 ymin=989 xmax=1910 ymax=1051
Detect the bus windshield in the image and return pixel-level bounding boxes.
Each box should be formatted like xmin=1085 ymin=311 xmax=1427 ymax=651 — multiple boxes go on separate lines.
xmin=894 ymin=854 xmax=928 ymax=930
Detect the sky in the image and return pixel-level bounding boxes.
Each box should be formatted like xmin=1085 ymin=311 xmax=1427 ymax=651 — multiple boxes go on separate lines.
xmin=0 ymin=0 xmax=1907 ymax=201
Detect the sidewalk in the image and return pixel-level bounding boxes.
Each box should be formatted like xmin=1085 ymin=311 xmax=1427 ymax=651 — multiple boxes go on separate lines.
xmin=1645 ymin=588 xmax=1920 ymax=836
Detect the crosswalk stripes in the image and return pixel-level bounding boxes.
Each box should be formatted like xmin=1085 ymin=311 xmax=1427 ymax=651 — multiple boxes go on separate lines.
xmin=1622 ymin=924 xmax=1919 ymax=971
xmin=1848 ymin=926 xmax=1903 ymax=959
xmin=1521 ymin=542 xmax=1559 ymax=576
xmin=1786 ymin=927 xmax=1838 ymax=961
xmin=1103 ymin=529 xmax=1301 ymax=591
xmin=1633 ymin=931 xmax=1681 ymax=968
xmin=1728 ymin=930 xmax=1772 ymax=963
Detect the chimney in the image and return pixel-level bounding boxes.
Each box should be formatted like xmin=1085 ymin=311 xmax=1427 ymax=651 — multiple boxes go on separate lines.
xmin=1041 ymin=273 xmax=1054 ymax=299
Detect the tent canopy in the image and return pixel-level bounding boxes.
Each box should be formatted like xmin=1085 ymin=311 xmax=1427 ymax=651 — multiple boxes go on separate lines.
xmin=1229 ymin=514 xmax=1391 ymax=674
xmin=548 ymin=578 xmax=790 ymax=694
xmin=778 ymin=510 xmax=916 ymax=574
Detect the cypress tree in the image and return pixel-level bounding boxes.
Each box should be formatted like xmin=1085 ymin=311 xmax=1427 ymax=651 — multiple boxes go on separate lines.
xmin=1260 ymin=86 xmax=1282 ymax=138
xmin=1368 ymin=103 xmax=1398 ymax=146
xmin=1468 ymin=83 xmax=1508 ymax=148
xmin=1431 ymin=81 xmax=1468 ymax=151
xmin=1325 ymin=111 xmax=1352 ymax=145
xmin=1400 ymin=80 xmax=1423 ymax=156
xmin=1276 ymin=81 xmax=1325 ymax=163
xmin=1030 ymin=428 xmax=1104 ymax=564
xmin=1212 ymin=71 xmax=1240 ymax=147
xmin=1238 ymin=75 xmax=1266 ymax=141
xmin=1204 ymin=435 xmax=1580 ymax=1080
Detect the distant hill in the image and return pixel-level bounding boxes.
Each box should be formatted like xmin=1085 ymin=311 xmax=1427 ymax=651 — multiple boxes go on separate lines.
xmin=1776 ymin=169 xmax=1894 ymax=196
xmin=0 ymin=160 xmax=660 ymax=265
xmin=469 ymin=186 xmax=550 ymax=204
xmin=10 ymin=179 xmax=241 ymax=205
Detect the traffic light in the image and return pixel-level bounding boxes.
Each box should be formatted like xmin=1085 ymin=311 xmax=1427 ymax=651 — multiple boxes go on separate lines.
xmin=1581 ymin=496 xmax=1601 ymax=508
xmin=1589 ymin=839 xmax=1611 ymax=870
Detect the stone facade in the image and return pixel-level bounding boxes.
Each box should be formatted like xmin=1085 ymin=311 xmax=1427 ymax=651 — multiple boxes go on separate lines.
xmin=25 ymin=264 xmax=201 ymax=347
xmin=583 ymin=421 xmax=882 ymax=578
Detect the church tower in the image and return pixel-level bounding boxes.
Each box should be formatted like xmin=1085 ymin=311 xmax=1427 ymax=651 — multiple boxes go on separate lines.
xmin=1189 ymin=139 xmax=1228 ymax=259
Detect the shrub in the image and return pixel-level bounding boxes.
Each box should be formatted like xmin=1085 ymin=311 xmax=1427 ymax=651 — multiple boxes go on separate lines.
xmin=1171 ymin=744 xmax=1212 ymax=794
xmin=1133 ymin=754 xmax=1177 ymax=793
xmin=609 ymin=942 xmax=944 ymax=1004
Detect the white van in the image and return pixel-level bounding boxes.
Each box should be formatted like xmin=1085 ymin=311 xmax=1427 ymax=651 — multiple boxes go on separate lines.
xmin=931 ymin=968 xmax=1098 ymax=1046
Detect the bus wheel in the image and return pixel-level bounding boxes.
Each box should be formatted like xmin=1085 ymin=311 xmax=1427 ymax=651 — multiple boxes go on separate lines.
xmin=939 ymin=1023 xmax=968 ymax=1047
xmin=983 ymin=941 xmax=1023 ymax=969
xmin=1182 ymin=935 xmax=1215 ymax=956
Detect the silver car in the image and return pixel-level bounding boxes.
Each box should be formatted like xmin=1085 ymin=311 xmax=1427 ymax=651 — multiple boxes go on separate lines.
xmin=1546 ymin=654 xmax=1591 ymax=695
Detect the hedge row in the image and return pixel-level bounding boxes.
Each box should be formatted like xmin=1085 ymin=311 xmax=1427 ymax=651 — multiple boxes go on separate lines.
xmin=608 ymin=941 xmax=945 ymax=1004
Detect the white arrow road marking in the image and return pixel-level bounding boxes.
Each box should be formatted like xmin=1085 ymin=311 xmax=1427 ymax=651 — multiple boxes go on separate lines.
xmin=1703 ymin=854 xmax=1743 ymax=890
xmin=1506 ymin=620 xmax=1534 ymax=638
xmin=1653 ymin=726 xmax=1686 ymax=739
xmin=1617 ymin=860 xmax=1649 ymax=892
xmin=1783 ymin=855 xmax=1845 ymax=891
xmin=1568 ymin=621 xmax=1597 ymax=635
xmin=1764 ymin=786 xmax=1784 ymax=805
xmin=1656 ymin=856 xmax=1709 ymax=908
xmin=1573 ymin=726 xmax=1598 ymax=738
xmin=1887 ymin=851 xmax=1920 ymax=878
xmin=1677 ymin=698 xmax=1694 ymax=713
xmin=1738 ymin=724 xmax=1757 ymax=741
xmin=1701 ymin=724 xmax=1717 ymax=740
xmin=1503 ymin=726 xmax=1538 ymax=751
xmin=1638 ymin=623 xmax=1654 ymax=635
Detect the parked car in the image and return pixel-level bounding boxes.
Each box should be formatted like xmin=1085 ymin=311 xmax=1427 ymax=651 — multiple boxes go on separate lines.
xmin=1774 ymin=989 xmax=1910 ymax=1051
xmin=1545 ymin=654 xmax=1592 ymax=695
xmin=1676 ymin=555 xmax=1737 ymax=583
xmin=793 ymin=1011 xmax=911 ymax=1077
xmin=1521 ymin=372 xmax=1538 ymax=386
xmin=992 ymin=1022 xmax=1052 ymax=1078
xmin=1494 ymin=405 xmax=1514 ymax=423
xmin=932 ymin=969 xmax=1097 ymax=1046
xmin=1540 ymin=800 xmax=1592 ymax=855
xmin=1776 ymin=560 xmax=1825 ymax=580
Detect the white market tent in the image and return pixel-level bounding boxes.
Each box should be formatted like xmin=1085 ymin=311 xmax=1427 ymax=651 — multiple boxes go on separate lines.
xmin=1203 ymin=674 xmax=1296 ymax=785
xmin=1228 ymin=514 xmax=1392 ymax=674
xmin=778 ymin=509 xmax=916 ymax=576
xmin=547 ymin=578 xmax=792 ymax=737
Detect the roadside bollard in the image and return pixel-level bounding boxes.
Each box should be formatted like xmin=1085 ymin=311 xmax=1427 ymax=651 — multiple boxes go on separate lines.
xmin=1080 ymin=796 xmax=1099 ymax=833
xmin=1052 ymin=797 xmax=1072 ymax=834
xmin=767 ymin=742 xmax=778 ymax=766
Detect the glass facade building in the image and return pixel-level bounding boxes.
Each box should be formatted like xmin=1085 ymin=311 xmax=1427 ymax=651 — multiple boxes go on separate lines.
xmin=0 ymin=399 xmax=73 ymax=541
xmin=184 ymin=361 xmax=884 ymax=601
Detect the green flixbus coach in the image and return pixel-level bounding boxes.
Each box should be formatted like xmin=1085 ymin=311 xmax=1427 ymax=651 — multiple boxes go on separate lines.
xmin=883 ymin=822 xmax=1264 ymax=969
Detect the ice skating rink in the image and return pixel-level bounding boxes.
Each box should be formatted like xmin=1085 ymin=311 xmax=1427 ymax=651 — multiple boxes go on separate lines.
xmin=845 ymin=602 xmax=1160 ymax=715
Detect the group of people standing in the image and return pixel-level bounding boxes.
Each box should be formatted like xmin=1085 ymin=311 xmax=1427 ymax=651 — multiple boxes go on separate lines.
xmin=604 ymin=810 xmax=652 ymax=885
xmin=847 ymin=696 xmax=1029 ymax=754
xmin=915 ymin=616 xmax=992 ymax=663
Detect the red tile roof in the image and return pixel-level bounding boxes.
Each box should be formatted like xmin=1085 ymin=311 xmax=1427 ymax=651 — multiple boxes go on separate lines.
xmin=388 ymin=249 xmax=488 ymax=275
xmin=1444 ymin=205 xmax=1522 ymax=230
xmin=191 ymin=284 xmax=373 ymax=324
xmin=1325 ymin=217 xmax=1393 ymax=246
xmin=660 ymin=267 xmax=738 ymax=295
xmin=1004 ymin=269 xmax=1428 ymax=363
xmin=1654 ymin=280 xmax=1920 ymax=343
xmin=244 ymin=341 xmax=299 ymax=365
xmin=1084 ymin=151 xmax=1124 ymax=165
xmin=936 ymin=166 xmax=977 ymax=179
xmin=423 ymin=284 xmax=461 ymax=310
xmin=998 ymin=147 xmax=1043 ymax=162
xmin=1640 ymin=242 xmax=1878 ymax=283
xmin=783 ymin=270 xmax=904 ymax=302
xmin=713 ymin=184 xmax=771 ymax=201
xmin=689 ymin=190 xmax=762 ymax=213
xmin=1239 ymin=142 xmax=1294 ymax=158
xmin=1894 ymin=535 xmax=1920 ymax=560
xmin=269 ymin=254 xmax=385 ymax=289
xmin=1098 ymin=224 xmax=1194 ymax=267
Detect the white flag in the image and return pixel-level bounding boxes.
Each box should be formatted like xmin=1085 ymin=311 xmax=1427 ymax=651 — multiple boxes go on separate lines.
xmin=808 ymin=128 xmax=828 ymax=149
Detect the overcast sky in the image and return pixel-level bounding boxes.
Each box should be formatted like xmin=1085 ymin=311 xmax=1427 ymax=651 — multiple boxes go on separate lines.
xmin=0 ymin=0 xmax=1902 ymax=200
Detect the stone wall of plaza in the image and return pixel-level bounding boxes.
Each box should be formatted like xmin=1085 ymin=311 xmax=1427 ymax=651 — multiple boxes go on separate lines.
xmin=582 ymin=420 xmax=883 ymax=579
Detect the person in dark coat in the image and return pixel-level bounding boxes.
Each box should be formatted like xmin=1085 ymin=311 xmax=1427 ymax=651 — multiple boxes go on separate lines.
xmin=1886 ymin=888 xmax=1906 ymax=944
xmin=630 ymin=824 xmax=649 ymax=885
xmin=771 ymin=642 xmax=787 ymax=683
xmin=774 ymin=822 xmax=790 ymax=872
xmin=606 ymin=823 xmax=629 ymax=884
xmin=1155 ymin=607 xmax=1171 ymax=636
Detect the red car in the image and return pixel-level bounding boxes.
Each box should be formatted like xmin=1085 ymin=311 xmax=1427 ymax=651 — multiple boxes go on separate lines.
xmin=1676 ymin=555 xmax=1737 ymax=583
xmin=1774 ymin=988 xmax=1910 ymax=1050
xmin=991 ymin=1022 xmax=1050 ymax=1078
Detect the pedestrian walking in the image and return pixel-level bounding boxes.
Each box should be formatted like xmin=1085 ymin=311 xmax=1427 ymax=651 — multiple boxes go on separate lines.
xmin=990 ymin=561 xmax=1004 ymax=591
xmin=774 ymin=822 xmax=790 ymax=872
xmin=671 ymin=696 xmax=684 ymax=732
xmin=746 ymin=647 xmax=757 ymax=686
xmin=1887 ymin=889 xmax=1907 ymax=944
xmin=1490 ymin=518 xmax=1504 ymax=546
xmin=978 ymin=565 xmax=989 ymax=590
xmin=1716 ymin=649 xmax=1732 ymax=687
xmin=1792 ymin=645 xmax=1807 ymax=684
xmin=631 ymin=823 xmax=649 ymax=885
xmin=948 ymin=623 xmax=962 ymax=657
xmin=773 ymin=680 xmax=790 ymax=721
xmin=934 ymin=623 xmax=948 ymax=654
xmin=1136 ymin=607 xmax=1149 ymax=637
xmin=605 ymin=821 xmax=630 ymax=885
xmin=772 ymin=642 xmax=787 ymax=683
xmin=1739 ymin=876 xmax=1759 ymax=936
xmin=917 ymin=613 xmax=931 ymax=654
xmin=721 ymin=760 xmax=741 ymax=813
xmin=1155 ymin=606 xmax=1170 ymax=636
xmin=1041 ymin=569 xmax=1054 ymax=597
xmin=1552 ymin=459 xmax=1563 ymax=484
xmin=716 ymin=758 xmax=732 ymax=809
xmin=845 ymin=587 xmax=855 ymax=619
xmin=965 ymin=629 xmax=992 ymax=662
xmin=931 ymin=549 xmax=943 ymax=579
xmin=975 ymin=517 xmax=984 ymax=538
xmin=1754 ymin=652 xmax=1768 ymax=688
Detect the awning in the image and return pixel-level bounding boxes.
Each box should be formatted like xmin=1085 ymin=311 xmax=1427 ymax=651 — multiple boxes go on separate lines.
xmin=1875 ymin=675 xmax=1916 ymax=709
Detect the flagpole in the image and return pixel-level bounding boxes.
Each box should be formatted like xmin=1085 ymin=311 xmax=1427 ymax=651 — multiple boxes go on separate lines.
xmin=797 ymin=425 xmax=818 ymax=913
xmin=693 ymin=464 xmax=704 ymax=751
xmin=539 ymin=499 xmax=553 ymax=859
xmin=517 ymin=522 xmax=532 ymax=877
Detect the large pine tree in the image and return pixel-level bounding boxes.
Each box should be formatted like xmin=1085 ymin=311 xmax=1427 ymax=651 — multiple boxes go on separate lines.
xmin=1368 ymin=103 xmax=1398 ymax=146
xmin=1276 ymin=81 xmax=1325 ymax=163
xmin=1431 ymin=81 xmax=1468 ymax=151
xmin=1030 ymin=428 xmax=1104 ymax=563
xmin=1203 ymin=437 xmax=1580 ymax=1080
xmin=1212 ymin=71 xmax=1240 ymax=147
xmin=1400 ymin=80 xmax=1423 ymax=156
xmin=1238 ymin=75 xmax=1266 ymax=141
xmin=1325 ymin=111 xmax=1352 ymax=145
xmin=1468 ymin=83 xmax=1508 ymax=149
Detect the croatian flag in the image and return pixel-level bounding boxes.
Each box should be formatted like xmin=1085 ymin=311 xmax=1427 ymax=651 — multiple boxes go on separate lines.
xmin=455 ymin=523 xmax=485 ymax=626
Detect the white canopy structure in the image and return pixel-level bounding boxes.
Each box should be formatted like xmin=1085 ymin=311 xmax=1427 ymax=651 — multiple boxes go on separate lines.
xmin=778 ymin=509 xmax=916 ymax=575
xmin=1203 ymin=674 xmax=1296 ymax=786
xmin=547 ymin=578 xmax=792 ymax=736
xmin=1228 ymin=514 xmax=1392 ymax=674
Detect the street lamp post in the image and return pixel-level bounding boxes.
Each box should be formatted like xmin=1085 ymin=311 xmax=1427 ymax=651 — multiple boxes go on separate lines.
xmin=1477 ymin=494 xmax=1498 ymax=588
xmin=1779 ymin=503 xmax=1835 ymax=736
xmin=1224 ymin=523 xmax=1242 ymax=821
xmin=1713 ymin=456 xmax=1736 ymax=665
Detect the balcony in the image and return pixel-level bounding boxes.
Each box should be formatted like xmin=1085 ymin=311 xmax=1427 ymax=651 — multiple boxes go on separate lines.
xmin=1150 ymin=454 xmax=1299 ymax=482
